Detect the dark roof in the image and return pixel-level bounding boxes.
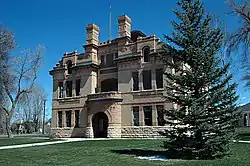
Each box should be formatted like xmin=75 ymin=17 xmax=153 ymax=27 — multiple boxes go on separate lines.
xmin=238 ymin=103 xmax=250 ymax=112
xmin=131 ymin=30 xmax=146 ymax=42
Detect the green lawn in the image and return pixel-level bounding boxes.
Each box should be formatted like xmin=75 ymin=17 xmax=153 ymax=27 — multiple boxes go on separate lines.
xmin=0 ymin=136 xmax=53 ymax=146
xmin=0 ymin=139 xmax=250 ymax=166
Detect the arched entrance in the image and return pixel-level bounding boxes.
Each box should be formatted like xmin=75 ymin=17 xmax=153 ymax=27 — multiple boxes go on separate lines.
xmin=92 ymin=112 xmax=108 ymax=138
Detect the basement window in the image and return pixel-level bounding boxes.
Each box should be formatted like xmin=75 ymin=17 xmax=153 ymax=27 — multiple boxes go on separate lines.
xmin=66 ymin=81 xmax=72 ymax=97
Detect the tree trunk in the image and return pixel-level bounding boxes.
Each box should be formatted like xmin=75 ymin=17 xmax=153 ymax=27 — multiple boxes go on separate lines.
xmin=6 ymin=115 xmax=13 ymax=138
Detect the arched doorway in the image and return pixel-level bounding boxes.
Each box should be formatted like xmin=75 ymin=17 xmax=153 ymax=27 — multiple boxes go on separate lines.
xmin=92 ymin=112 xmax=108 ymax=138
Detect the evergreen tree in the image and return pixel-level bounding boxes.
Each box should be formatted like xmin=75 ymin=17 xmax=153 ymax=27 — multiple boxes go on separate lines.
xmin=161 ymin=0 xmax=240 ymax=160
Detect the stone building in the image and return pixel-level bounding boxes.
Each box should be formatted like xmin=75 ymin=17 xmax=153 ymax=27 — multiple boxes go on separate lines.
xmin=49 ymin=15 xmax=175 ymax=138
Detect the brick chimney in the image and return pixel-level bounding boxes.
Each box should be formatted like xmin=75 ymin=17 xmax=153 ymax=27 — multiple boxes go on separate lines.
xmin=118 ymin=15 xmax=131 ymax=38
xmin=86 ymin=24 xmax=99 ymax=45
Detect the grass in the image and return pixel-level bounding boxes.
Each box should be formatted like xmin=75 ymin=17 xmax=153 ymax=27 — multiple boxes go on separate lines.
xmin=237 ymin=127 xmax=250 ymax=141
xmin=0 ymin=139 xmax=250 ymax=166
xmin=0 ymin=136 xmax=54 ymax=146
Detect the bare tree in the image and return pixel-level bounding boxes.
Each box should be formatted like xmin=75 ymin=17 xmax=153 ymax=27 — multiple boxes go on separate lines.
xmin=18 ymin=86 xmax=47 ymax=133
xmin=227 ymin=0 xmax=250 ymax=86
xmin=0 ymin=45 xmax=43 ymax=138
xmin=0 ymin=25 xmax=15 ymax=135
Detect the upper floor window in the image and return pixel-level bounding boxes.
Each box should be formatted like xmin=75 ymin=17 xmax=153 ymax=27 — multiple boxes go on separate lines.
xmin=58 ymin=82 xmax=64 ymax=98
xmin=143 ymin=46 xmax=150 ymax=62
xmin=132 ymin=72 xmax=139 ymax=91
xmin=66 ymin=81 xmax=72 ymax=97
xmin=100 ymin=55 xmax=105 ymax=66
xmin=75 ymin=79 xmax=81 ymax=96
xmin=106 ymin=54 xmax=114 ymax=66
xmin=156 ymin=68 xmax=163 ymax=89
xmin=67 ymin=61 xmax=72 ymax=74
xmin=143 ymin=70 xmax=152 ymax=90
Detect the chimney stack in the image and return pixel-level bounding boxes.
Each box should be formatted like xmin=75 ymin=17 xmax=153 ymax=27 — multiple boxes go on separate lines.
xmin=118 ymin=15 xmax=131 ymax=38
xmin=86 ymin=24 xmax=99 ymax=45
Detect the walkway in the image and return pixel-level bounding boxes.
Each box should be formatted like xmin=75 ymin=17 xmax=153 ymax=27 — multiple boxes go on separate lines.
xmin=0 ymin=138 xmax=109 ymax=150
xmin=0 ymin=138 xmax=249 ymax=150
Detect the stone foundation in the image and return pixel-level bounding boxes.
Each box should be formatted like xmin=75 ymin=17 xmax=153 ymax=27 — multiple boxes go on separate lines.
xmin=121 ymin=126 xmax=170 ymax=138
xmin=51 ymin=126 xmax=170 ymax=138
xmin=107 ymin=126 xmax=121 ymax=138
xmin=51 ymin=127 xmax=86 ymax=138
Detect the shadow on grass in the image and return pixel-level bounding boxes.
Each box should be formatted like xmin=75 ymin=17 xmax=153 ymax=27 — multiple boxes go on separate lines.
xmin=111 ymin=149 xmax=167 ymax=157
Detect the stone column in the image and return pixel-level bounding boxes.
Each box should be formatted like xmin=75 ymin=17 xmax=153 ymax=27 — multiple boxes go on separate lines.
xmin=152 ymin=105 xmax=158 ymax=126
xmin=139 ymin=69 xmax=143 ymax=91
xmin=107 ymin=103 xmax=122 ymax=138
xmin=62 ymin=111 xmax=66 ymax=128
xmin=72 ymin=80 xmax=76 ymax=97
xmin=71 ymin=110 xmax=75 ymax=128
xmin=152 ymin=68 xmax=156 ymax=90
xmin=139 ymin=106 xmax=144 ymax=126
xmin=85 ymin=108 xmax=94 ymax=138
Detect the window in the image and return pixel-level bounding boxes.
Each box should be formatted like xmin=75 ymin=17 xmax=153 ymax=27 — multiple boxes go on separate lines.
xmin=67 ymin=61 xmax=72 ymax=74
xmin=106 ymin=54 xmax=114 ymax=66
xmin=156 ymin=68 xmax=163 ymax=89
xmin=115 ymin=53 xmax=118 ymax=59
xmin=143 ymin=106 xmax=152 ymax=126
xmin=75 ymin=110 xmax=80 ymax=128
xmin=132 ymin=106 xmax=139 ymax=126
xmin=58 ymin=111 xmax=62 ymax=128
xmin=66 ymin=111 xmax=71 ymax=127
xmin=157 ymin=105 xmax=165 ymax=126
xmin=101 ymin=55 xmax=105 ymax=65
xmin=75 ymin=79 xmax=81 ymax=96
xmin=244 ymin=114 xmax=248 ymax=126
xmin=143 ymin=70 xmax=152 ymax=90
xmin=58 ymin=82 xmax=64 ymax=98
xmin=143 ymin=46 xmax=150 ymax=62
xmin=66 ymin=81 xmax=72 ymax=97
xmin=132 ymin=72 xmax=139 ymax=91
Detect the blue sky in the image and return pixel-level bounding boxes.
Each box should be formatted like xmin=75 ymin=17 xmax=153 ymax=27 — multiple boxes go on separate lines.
xmin=1 ymin=0 xmax=249 ymax=118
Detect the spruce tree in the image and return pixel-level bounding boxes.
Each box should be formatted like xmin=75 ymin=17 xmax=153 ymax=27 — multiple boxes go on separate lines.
xmin=161 ymin=0 xmax=239 ymax=160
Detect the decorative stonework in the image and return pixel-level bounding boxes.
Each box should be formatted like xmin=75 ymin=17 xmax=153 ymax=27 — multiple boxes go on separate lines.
xmin=121 ymin=126 xmax=170 ymax=138
xmin=85 ymin=126 xmax=94 ymax=138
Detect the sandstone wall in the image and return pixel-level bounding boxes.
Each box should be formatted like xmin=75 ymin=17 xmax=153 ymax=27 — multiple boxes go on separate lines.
xmin=121 ymin=126 xmax=170 ymax=138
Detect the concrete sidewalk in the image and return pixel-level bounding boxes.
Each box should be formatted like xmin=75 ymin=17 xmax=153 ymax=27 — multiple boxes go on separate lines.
xmin=0 ymin=138 xmax=249 ymax=150
xmin=0 ymin=138 xmax=109 ymax=150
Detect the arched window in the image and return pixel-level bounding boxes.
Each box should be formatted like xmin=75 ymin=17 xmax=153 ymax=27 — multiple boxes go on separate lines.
xmin=143 ymin=46 xmax=150 ymax=62
xmin=67 ymin=61 xmax=72 ymax=74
